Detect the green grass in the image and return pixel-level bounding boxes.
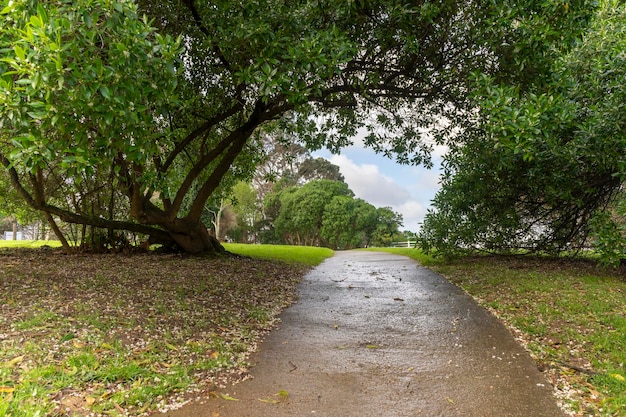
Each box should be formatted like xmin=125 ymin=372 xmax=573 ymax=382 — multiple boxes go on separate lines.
xmin=224 ymin=243 xmax=334 ymax=266
xmin=0 ymin=241 xmax=335 ymax=268
xmin=361 ymin=247 xmax=439 ymax=266
xmin=0 ymin=240 xmax=62 ymax=248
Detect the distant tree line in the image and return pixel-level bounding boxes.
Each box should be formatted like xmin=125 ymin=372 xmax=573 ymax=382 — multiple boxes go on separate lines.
xmin=262 ymin=179 xmax=403 ymax=249
xmin=207 ymin=133 xmax=405 ymax=249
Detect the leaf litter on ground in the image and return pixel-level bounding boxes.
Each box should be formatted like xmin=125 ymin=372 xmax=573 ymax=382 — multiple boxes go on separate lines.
xmin=0 ymin=248 xmax=308 ymax=416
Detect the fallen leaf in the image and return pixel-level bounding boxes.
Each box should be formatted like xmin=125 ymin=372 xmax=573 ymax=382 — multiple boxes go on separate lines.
xmin=72 ymin=339 xmax=86 ymax=349
xmin=210 ymin=351 xmax=220 ymax=359
xmin=276 ymin=390 xmax=289 ymax=398
xmin=258 ymin=397 xmax=279 ymax=404
xmin=165 ymin=342 xmax=179 ymax=351
xmin=610 ymin=373 xmax=625 ymax=382
xmin=446 ymin=397 xmax=455 ymax=404
xmin=212 ymin=411 xmax=220 ymax=417
xmin=220 ymin=393 xmax=239 ymax=401
xmin=3 ymin=356 xmax=24 ymax=367
xmin=85 ymin=396 xmax=96 ymax=406
xmin=0 ymin=386 xmax=15 ymax=393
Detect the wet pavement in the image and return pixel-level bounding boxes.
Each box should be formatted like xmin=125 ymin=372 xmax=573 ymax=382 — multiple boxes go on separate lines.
xmin=158 ymin=250 xmax=565 ymax=417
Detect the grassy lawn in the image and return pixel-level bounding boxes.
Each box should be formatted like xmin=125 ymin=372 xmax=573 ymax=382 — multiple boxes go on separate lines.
xmin=376 ymin=248 xmax=626 ymax=417
xmin=0 ymin=243 xmax=333 ymax=416
xmin=224 ymin=243 xmax=333 ymax=266
xmin=0 ymin=240 xmax=63 ymax=249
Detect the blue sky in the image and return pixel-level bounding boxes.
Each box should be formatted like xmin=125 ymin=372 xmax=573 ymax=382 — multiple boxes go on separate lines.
xmin=313 ymin=142 xmax=446 ymax=233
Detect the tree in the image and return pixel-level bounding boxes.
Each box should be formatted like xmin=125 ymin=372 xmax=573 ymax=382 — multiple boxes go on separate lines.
xmin=419 ymin=0 xmax=625 ymax=262
xmin=370 ymin=207 xmax=404 ymax=247
xmin=321 ymin=197 xmax=379 ymax=249
xmin=297 ymin=158 xmax=345 ymax=184
xmin=1 ymin=0 xmax=595 ymax=253
xmin=274 ymin=180 xmax=353 ymax=245
xmin=228 ymin=181 xmax=260 ymax=243
xmin=266 ymin=179 xmax=402 ymax=248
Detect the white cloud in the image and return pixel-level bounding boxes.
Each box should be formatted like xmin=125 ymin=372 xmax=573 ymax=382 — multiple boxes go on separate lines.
xmin=328 ymin=154 xmax=431 ymax=232
xmin=395 ymin=201 xmax=427 ymax=231
xmin=329 ymin=155 xmax=410 ymax=206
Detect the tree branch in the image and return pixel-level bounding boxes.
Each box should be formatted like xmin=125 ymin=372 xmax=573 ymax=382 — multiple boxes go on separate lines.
xmin=160 ymin=102 xmax=243 ymax=173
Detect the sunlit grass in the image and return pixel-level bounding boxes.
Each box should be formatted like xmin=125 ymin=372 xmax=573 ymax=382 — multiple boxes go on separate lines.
xmin=0 ymin=239 xmax=62 ymax=248
xmin=224 ymin=243 xmax=334 ymax=266
xmin=361 ymin=247 xmax=440 ymax=266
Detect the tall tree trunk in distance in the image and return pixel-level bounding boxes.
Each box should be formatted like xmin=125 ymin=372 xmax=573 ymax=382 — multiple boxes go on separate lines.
xmin=210 ymin=198 xmax=226 ymax=241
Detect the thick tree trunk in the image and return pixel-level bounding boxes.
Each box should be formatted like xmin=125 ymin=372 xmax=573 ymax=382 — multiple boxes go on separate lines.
xmin=164 ymin=218 xmax=225 ymax=254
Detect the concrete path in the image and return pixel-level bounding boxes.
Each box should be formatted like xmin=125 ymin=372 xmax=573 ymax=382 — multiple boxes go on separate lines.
xmin=159 ymin=251 xmax=565 ymax=417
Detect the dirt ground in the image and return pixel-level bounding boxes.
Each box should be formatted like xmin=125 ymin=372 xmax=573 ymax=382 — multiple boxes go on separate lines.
xmin=157 ymin=251 xmax=565 ymax=417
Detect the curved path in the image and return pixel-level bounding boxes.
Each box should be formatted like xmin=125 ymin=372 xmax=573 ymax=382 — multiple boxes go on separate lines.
xmin=160 ymin=251 xmax=565 ymax=417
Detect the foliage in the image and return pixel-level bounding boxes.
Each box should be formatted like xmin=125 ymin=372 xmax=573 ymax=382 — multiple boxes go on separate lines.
xmin=432 ymin=255 xmax=626 ymax=416
xmin=369 ymin=207 xmax=404 ymax=247
xmin=591 ymin=198 xmax=626 ymax=267
xmin=320 ymin=196 xmax=373 ymax=249
xmin=1 ymin=0 xmax=597 ymax=253
xmin=226 ymin=181 xmax=260 ymax=242
xmin=419 ymin=0 xmax=625 ymax=262
xmin=262 ymin=179 xmax=403 ymax=249
xmin=273 ymin=180 xmax=353 ymax=246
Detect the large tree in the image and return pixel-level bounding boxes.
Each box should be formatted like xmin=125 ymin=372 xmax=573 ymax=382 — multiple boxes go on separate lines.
xmin=0 ymin=0 xmax=594 ymax=253
xmin=419 ymin=0 xmax=625 ymax=262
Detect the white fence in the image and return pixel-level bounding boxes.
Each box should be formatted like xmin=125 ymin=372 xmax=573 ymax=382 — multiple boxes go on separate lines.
xmin=3 ymin=232 xmax=23 ymax=240
xmin=390 ymin=240 xmax=416 ymax=248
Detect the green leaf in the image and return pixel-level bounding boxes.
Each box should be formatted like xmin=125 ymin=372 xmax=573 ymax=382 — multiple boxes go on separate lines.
xmin=99 ymin=86 xmax=111 ymax=99
xmin=1 ymin=3 xmax=17 ymax=14
xmin=60 ymin=333 xmax=75 ymax=342
xmin=14 ymin=45 xmax=25 ymax=60
xmin=27 ymin=110 xmax=48 ymax=120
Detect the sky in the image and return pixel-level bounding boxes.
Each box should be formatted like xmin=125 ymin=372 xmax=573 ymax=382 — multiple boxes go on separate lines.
xmin=313 ymin=140 xmax=447 ymax=233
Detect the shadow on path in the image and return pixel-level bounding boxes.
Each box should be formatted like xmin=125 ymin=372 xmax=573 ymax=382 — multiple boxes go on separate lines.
xmin=158 ymin=250 xmax=565 ymax=417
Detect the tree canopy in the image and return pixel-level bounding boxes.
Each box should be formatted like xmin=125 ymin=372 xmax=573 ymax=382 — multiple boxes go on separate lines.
xmin=419 ymin=0 xmax=625 ymax=264
xmin=0 ymin=0 xmax=595 ymax=253
xmin=263 ymin=179 xmax=403 ymax=248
